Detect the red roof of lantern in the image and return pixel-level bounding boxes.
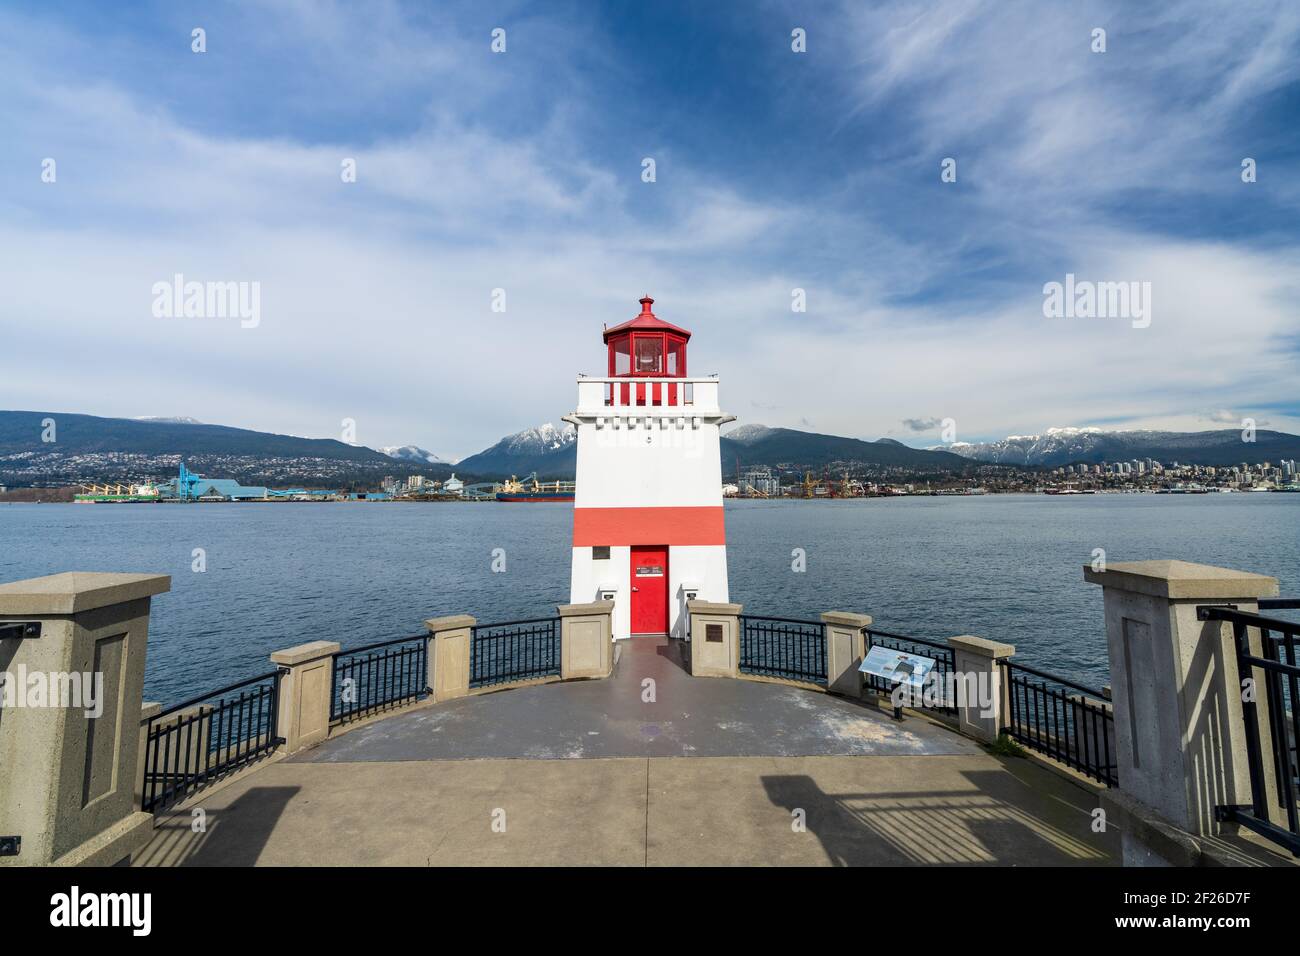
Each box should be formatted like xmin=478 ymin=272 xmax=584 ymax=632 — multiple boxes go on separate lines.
xmin=602 ymin=296 xmax=692 ymax=342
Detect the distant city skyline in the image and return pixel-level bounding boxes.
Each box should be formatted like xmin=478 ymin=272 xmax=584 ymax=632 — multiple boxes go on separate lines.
xmin=3 ymin=1 xmax=1299 ymax=460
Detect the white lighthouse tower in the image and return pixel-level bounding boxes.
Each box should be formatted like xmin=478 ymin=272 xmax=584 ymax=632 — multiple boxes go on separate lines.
xmin=565 ymin=297 xmax=734 ymax=640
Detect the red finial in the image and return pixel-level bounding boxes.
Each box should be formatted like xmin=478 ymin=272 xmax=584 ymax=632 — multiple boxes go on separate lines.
xmin=640 ymin=296 xmax=654 ymax=313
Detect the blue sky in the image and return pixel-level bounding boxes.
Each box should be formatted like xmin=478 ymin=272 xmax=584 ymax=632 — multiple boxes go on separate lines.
xmin=2 ymin=0 xmax=1298 ymax=459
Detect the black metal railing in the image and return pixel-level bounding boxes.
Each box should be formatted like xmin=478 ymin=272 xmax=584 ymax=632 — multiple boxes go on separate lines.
xmin=1000 ymin=660 xmax=1117 ymax=787
xmin=331 ymin=635 xmax=428 ymax=724
xmin=470 ymin=618 xmax=561 ymax=688
xmin=141 ymin=670 xmax=284 ymax=813
xmin=1200 ymin=599 xmax=1300 ymax=856
xmin=861 ymin=628 xmax=957 ymax=715
xmin=738 ymin=615 xmax=826 ymax=684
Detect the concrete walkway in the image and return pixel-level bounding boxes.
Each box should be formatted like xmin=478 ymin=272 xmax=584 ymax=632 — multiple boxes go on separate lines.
xmin=297 ymin=636 xmax=978 ymax=762
xmin=133 ymin=637 xmax=1120 ymax=866
xmin=134 ymin=754 xmax=1115 ymax=866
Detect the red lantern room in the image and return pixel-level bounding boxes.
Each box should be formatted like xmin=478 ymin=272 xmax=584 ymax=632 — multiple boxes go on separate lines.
xmin=603 ymin=296 xmax=690 ymax=407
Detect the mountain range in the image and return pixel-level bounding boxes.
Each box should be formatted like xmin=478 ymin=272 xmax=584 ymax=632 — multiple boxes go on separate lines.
xmin=943 ymin=426 xmax=1300 ymax=468
xmin=403 ymin=422 xmax=1300 ymax=479
xmin=0 ymin=410 xmax=452 ymax=487
xmin=724 ymin=424 xmax=973 ymax=472
xmin=453 ymin=421 xmax=981 ymax=479
xmin=0 ymin=411 xmax=403 ymax=462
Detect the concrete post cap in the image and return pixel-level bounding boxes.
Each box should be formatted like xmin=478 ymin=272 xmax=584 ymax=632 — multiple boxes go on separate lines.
xmin=270 ymin=640 xmax=341 ymax=666
xmin=686 ymin=600 xmax=743 ymax=615
xmin=947 ymin=634 xmax=1015 ymax=659
xmin=556 ymin=601 xmax=614 ymax=617
xmin=821 ymin=611 xmax=873 ymax=628
xmin=424 ymin=614 xmax=476 ymax=633
xmin=0 ymin=571 xmax=171 ymax=615
xmin=1083 ymin=559 xmax=1278 ymax=600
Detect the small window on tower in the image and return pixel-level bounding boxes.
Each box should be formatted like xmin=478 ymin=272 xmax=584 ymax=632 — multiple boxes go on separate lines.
xmin=592 ymin=546 xmax=610 ymax=560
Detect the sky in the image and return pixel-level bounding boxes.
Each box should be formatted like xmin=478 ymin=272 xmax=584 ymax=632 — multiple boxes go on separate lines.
xmin=2 ymin=0 xmax=1298 ymax=461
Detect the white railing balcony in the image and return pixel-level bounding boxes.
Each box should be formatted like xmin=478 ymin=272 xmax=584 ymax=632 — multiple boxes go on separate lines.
xmin=575 ymin=376 xmax=720 ymax=415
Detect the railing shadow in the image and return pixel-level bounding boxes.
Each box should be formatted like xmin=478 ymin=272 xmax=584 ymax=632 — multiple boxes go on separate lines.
xmin=132 ymin=786 xmax=300 ymax=867
xmin=761 ymin=771 xmax=1112 ymax=865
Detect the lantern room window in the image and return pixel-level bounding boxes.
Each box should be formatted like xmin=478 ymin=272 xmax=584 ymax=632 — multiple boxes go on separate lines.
xmin=607 ymin=331 xmax=687 ymax=377
xmin=667 ymin=337 xmax=685 ymax=376
xmin=634 ymin=335 xmax=663 ymax=374
xmin=611 ymin=335 xmax=631 ymax=375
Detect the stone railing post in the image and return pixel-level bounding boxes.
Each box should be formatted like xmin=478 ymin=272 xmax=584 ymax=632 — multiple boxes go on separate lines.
xmin=687 ymin=601 xmax=742 ymax=678
xmin=270 ymin=640 xmax=340 ymax=755
xmin=947 ymin=635 xmax=1015 ymax=743
xmin=822 ymin=612 xmax=872 ymax=698
xmin=425 ymin=615 xmax=475 ymax=701
xmin=135 ymin=701 xmax=162 ymax=811
xmin=1084 ymin=559 xmax=1279 ymax=838
xmin=0 ymin=571 xmax=170 ymax=867
xmin=558 ymin=601 xmax=614 ymax=679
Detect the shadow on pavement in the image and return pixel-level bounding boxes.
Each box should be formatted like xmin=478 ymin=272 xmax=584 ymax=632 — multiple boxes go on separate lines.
xmin=133 ymin=786 xmax=300 ymax=867
xmin=761 ymin=770 xmax=1114 ymax=865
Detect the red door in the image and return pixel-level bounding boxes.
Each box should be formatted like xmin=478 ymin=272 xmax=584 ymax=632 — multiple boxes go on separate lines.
xmin=630 ymin=545 xmax=669 ymax=634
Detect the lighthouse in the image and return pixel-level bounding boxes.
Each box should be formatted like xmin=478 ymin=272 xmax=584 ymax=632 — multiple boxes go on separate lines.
xmin=565 ymin=297 xmax=734 ymax=640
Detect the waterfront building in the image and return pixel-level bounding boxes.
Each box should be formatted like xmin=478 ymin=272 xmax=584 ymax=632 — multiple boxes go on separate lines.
xmin=738 ymin=467 xmax=780 ymax=497
xmin=159 ymin=463 xmax=267 ymax=501
xmin=443 ymin=474 xmax=464 ymax=496
xmin=566 ymin=296 xmax=732 ymax=639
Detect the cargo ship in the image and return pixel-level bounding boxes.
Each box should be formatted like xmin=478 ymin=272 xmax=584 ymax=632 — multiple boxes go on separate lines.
xmin=496 ymin=473 xmax=575 ymax=502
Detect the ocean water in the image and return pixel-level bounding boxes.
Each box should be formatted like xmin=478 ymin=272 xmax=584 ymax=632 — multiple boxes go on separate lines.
xmin=3 ymin=494 xmax=1297 ymax=705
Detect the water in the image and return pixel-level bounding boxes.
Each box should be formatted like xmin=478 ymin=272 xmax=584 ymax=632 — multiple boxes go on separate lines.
xmin=4 ymin=495 xmax=1297 ymax=704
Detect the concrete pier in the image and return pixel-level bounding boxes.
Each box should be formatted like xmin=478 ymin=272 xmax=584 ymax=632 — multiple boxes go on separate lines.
xmin=132 ymin=638 xmax=1116 ymax=867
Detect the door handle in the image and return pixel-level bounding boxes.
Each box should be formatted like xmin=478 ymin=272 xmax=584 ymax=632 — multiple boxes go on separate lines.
xmin=632 ymin=587 xmax=640 ymax=592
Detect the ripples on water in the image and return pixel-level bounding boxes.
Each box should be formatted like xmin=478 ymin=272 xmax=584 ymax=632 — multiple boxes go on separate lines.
xmin=4 ymin=495 xmax=1297 ymax=704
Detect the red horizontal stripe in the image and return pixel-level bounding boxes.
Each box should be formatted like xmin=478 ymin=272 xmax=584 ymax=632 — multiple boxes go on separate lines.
xmin=573 ymin=506 xmax=726 ymax=546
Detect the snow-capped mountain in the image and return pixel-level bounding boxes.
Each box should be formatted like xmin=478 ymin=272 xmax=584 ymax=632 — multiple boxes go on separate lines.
xmin=723 ymin=423 xmax=777 ymax=443
xmin=940 ymin=427 xmax=1300 ymax=467
xmin=497 ymin=422 xmax=576 ymax=455
xmin=379 ymin=445 xmax=451 ymax=466
xmin=455 ymin=423 xmax=576 ymax=478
